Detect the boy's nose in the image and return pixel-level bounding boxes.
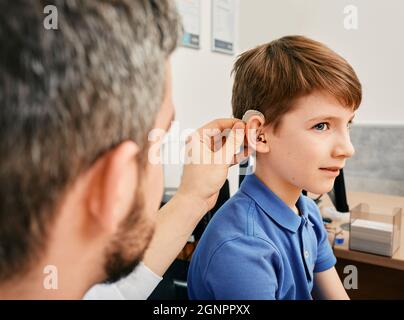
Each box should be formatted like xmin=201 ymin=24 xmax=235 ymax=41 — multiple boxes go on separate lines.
xmin=332 ymin=131 xmax=355 ymax=159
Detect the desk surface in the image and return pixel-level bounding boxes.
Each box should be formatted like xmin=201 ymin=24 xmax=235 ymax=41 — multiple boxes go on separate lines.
xmin=317 ymin=191 xmax=404 ymax=271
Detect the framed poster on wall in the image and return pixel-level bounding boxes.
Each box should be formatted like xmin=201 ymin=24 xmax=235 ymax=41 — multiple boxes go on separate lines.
xmin=211 ymin=0 xmax=236 ymax=55
xmin=175 ymin=0 xmax=201 ymax=49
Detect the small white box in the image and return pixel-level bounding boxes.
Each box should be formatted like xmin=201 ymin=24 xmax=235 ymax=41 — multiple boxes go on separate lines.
xmin=349 ymin=204 xmax=402 ymax=257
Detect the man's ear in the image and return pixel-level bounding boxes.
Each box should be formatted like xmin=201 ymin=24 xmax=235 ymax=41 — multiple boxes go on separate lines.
xmin=85 ymin=141 xmax=140 ymax=234
xmin=246 ymin=115 xmax=271 ymax=153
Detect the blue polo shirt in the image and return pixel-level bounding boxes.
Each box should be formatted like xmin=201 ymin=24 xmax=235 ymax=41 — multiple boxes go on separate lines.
xmin=187 ymin=174 xmax=336 ymax=300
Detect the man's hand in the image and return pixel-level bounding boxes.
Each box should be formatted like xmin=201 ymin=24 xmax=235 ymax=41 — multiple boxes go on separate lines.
xmin=177 ymin=118 xmax=250 ymax=212
xmin=143 ymin=118 xmax=250 ymax=277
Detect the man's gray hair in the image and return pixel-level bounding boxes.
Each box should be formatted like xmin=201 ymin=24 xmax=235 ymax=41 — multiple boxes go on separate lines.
xmin=0 ymin=0 xmax=181 ymax=281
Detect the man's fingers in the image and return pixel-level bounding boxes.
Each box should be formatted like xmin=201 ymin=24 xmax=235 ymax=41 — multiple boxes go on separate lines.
xmin=185 ymin=118 xmax=247 ymax=165
xmin=215 ymin=122 xmax=246 ymax=165
xmin=197 ymin=118 xmax=243 ymax=132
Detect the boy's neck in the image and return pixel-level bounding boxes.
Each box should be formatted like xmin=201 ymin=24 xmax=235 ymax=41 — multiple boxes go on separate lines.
xmin=254 ymin=162 xmax=302 ymax=215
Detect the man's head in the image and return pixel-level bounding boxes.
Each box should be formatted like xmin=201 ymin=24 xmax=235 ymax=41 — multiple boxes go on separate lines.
xmin=232 ymin=36 xmax=361 ymax=194
xmin=0 ymin=0 xmax=179 ymax=293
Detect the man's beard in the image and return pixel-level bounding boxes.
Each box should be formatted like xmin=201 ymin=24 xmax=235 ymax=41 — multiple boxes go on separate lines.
xmin=102 ymin=187 xmax=155 ymax=284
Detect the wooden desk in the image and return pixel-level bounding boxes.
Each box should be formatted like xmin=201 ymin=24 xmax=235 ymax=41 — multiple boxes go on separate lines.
xmin=317 ymin=191 xmax=404 ymax=299
xmin=317 ymin=191 xmax=404 ymax=271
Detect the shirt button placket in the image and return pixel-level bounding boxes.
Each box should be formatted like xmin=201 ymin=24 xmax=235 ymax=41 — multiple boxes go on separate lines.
xmin=301 ymin=220 xmax=313 ymax=282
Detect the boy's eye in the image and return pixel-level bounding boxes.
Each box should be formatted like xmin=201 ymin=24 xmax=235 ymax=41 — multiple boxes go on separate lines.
xmin=313 ymin=122 xmax=329 ymax=131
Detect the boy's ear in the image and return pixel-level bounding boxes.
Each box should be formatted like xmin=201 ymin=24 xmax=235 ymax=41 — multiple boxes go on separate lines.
xmin=245 ymin=115 xmax=271 ymax=154
xmin=85 ymin=141 xmax=140 ymax=235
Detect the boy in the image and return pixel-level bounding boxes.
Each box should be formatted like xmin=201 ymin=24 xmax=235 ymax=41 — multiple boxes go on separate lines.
xmin=187 ymin=35 xmax=361 ymax=300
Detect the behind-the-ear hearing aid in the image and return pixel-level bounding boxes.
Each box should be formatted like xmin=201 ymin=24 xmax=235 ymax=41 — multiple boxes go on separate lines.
xmin=242 ymin=110 xmax=266 ymax=143
xmin=242 ymin=109 xmax=265 ymax=123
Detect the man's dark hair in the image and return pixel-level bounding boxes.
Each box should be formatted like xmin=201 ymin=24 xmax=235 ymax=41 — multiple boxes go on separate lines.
xmin=0 ymin=0 xmax=180 ymax=282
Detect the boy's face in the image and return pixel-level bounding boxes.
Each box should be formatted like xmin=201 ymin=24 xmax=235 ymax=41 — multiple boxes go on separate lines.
xmin=258 ymin=91 xmax=355 ymax=195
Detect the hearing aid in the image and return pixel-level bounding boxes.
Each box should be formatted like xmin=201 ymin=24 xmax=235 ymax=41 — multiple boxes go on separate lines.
xmin=242 ymin=109 xmax=265 ymax=123
xmin=242 ymin=110 xmax=266 ymax=143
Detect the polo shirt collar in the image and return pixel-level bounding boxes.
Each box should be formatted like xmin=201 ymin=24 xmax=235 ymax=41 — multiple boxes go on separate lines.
xmin=240 ymin=174 xmax=309 ymax=233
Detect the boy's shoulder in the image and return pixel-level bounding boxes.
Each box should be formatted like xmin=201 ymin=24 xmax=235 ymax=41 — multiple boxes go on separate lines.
xmin=190 ymin=190 xmax=282 ymax=277
xmin=204 ymin=190 xmax=255 ymax=238
xmin=195 ymin=189 xmax=280 ymax=255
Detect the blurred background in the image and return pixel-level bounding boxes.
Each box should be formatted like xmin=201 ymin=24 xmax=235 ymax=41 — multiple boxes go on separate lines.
xmin=166 ymin=0 xmax=404 ymax=197
xmin=154 ymin=0 xmax=404 ymax=300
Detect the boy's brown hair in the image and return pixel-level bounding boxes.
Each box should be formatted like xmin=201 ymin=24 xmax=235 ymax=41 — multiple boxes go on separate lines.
xmin=232 ymin=35 xmax=362 ymax=131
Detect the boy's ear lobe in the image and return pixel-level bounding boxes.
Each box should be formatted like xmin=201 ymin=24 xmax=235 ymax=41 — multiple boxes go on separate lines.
xmin=86 ymin=141 xmax=140 ymax=234
xmin=246 ymin=116 xmax=270 ymax=153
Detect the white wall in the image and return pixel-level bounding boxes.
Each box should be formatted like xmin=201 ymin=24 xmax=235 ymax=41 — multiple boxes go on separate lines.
xmin=165 ymin=0 xmax=240 ymax=195
xmin=238 ymin=0 xmax=404 ymax=126
xmin=166 ymin=1 xmax=404 ymax=195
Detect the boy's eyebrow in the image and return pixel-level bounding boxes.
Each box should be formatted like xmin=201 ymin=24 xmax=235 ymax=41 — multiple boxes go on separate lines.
xmin=306 ymin=114 xmax=355 ymax=123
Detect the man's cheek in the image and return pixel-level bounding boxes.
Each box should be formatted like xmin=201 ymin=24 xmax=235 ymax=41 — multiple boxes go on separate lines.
xmin=146 ymin=163 xmax=164 ymax=212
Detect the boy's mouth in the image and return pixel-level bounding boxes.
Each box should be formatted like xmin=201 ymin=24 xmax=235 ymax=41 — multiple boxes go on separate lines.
xmin=319 ymin=167 xmax=341 ymax=175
